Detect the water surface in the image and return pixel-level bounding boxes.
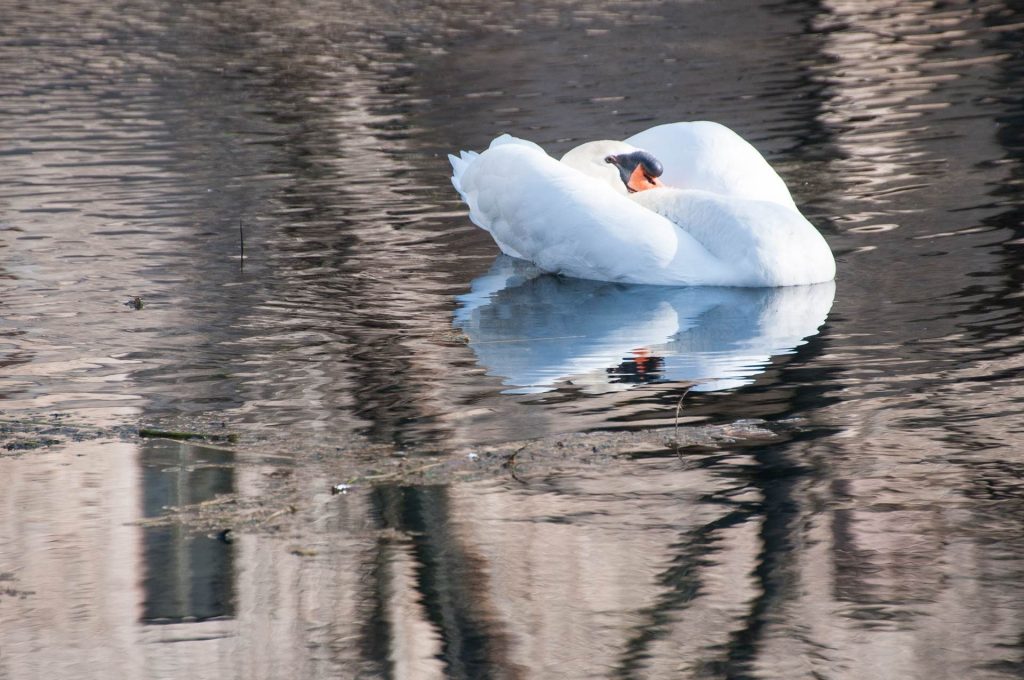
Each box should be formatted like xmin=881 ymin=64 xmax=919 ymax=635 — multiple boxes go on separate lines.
xmin=3 ymin=0 xmax=1024 ymax=678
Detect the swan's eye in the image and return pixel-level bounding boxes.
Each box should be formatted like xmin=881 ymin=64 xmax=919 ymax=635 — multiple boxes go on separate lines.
xmin=604 ymin=156 xmax=616 ymax=164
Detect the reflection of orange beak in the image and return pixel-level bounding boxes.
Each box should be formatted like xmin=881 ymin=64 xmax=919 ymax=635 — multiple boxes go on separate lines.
xmin=627 ymin=165 xmax=663 ymax=193
xmin=632 ymin=347 xmax=653 ymax=373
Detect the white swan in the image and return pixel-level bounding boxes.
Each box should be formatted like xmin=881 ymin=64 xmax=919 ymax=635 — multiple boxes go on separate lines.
xmin=449 ymin=122 xmax=835 ymax=287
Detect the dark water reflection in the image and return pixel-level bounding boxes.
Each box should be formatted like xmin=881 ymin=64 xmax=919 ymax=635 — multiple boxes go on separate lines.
xmin=3 ymin=0 xmax=1024 ymax=678
xmin=141 ymin=441 xmax=235 ymax=623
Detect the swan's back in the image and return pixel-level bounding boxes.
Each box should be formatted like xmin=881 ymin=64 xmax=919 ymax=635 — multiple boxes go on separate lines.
xmin=626 ymin=122 xmax=797 ymax=209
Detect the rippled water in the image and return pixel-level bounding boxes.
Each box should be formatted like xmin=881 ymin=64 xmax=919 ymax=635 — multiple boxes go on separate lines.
xmin=3 ymin=0 xmax=1024 ymax=678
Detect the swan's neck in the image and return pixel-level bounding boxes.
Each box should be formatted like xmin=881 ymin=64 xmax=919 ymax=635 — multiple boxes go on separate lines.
xmin=559 ymin=140 xmax=639 ymax=195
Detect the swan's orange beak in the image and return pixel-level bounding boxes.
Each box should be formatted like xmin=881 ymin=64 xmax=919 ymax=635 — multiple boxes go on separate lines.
xmin=627 ymin=165 xmax=663 ymax=193
xmin=605 ymin=151 xmax=665 ymax=193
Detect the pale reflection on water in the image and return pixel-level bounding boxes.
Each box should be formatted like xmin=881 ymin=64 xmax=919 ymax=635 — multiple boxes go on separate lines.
xmin=456 ymin=257 xmax=835 ymax=394
xmin=3 ymin=0 xmax=1024 ymax=678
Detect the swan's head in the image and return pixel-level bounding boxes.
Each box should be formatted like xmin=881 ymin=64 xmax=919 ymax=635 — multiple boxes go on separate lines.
xmin=605 ymin=150 xmax=664 ymax=194
xmin=560 ymin=140 xmax=664 ymax=195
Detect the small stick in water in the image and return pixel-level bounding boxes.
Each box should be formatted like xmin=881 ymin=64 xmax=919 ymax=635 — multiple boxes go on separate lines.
xmin=673 ymin=387 xmax=691 ymax=445
xmin=239 ymin=220 xmax=245 ymax=270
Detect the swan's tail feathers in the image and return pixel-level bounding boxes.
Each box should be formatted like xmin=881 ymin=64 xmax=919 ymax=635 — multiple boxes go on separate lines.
xmin=448 ymin=150 xmax=479 ymax=195
xmin=449 ymin=150 xmax=493 ymax=235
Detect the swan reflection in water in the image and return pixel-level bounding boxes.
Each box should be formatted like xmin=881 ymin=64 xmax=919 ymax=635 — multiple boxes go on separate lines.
xmin=454 ymin=257 xmax=835 ymax=394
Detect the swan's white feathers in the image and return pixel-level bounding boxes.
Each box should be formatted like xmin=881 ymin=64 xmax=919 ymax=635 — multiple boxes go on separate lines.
xmin=456 ymin=142 xmax=733 ymax=284
xmin=558 ymin=140 xmax=634 ymax=195
xmin=632 ymin=188 xmax=835 ymax=286
xmin=486 ymin=133 xmax=545 ymax=153
xmin=447 ymin=150 xmax=477 ymax=195
xmin=625 ymin=121 xmax=797 ymax=209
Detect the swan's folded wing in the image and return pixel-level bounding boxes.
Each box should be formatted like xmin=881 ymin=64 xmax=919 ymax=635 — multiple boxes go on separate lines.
xmin=632 ymin=188 xmax=836 ymax=286
xmin=453 ymin=142 xmax=730 ymax=285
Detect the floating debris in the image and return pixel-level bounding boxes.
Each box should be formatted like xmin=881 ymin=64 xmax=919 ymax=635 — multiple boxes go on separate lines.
xmin=124 ymin=296 xmax=144 ymax=310
xmin=138 ymin=428 xmax=238 ymax=444
xmin=331 ymin=483 xmax=353 ymax=495
xmin=433 ymin=329 xmax=470 ymax=345
xmin=4 ymin=437 xmax=61 ymax=452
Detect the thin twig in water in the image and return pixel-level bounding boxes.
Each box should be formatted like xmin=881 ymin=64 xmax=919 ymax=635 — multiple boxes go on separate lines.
xmin=263 ymin=505 xmax=296 ymax=523
xmin=239 ymin=220 xmax=245 ymax=271
xmin=673 ymin=387 xmax=692 ymax=445
xmin=504 ymin=444 xmax=528 ymax=484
